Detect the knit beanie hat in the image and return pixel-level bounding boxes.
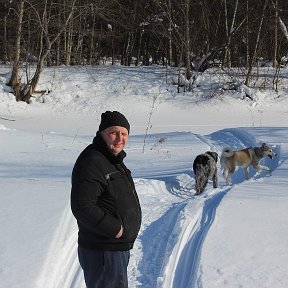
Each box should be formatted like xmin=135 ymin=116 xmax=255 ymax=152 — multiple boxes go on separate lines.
xmin=98 ymin=111 xmax=130 ymax=134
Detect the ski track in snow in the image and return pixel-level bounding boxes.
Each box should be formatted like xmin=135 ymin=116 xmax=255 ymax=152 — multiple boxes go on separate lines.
xmin=155 ymin=184 xmax=232 ymax=286
xmin=137 ymin=201 xmax=188 ymax=288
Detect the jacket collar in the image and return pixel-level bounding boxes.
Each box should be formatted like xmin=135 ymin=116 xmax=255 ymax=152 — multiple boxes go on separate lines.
xmin=92 ymin=131 xmax=126 ymax=164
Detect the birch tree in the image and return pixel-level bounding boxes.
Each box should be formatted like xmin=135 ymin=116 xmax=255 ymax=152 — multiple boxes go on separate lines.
xmin=184 ymin=0 xmax=191 ymax=80
xmin=9 ymin=0 xmax=77 ymax=103
xmin=272 ymin=0 xmax=278 ymax=68
xmin=7 ymin=0 xmax=25 ymax=101
xmin=223 ymin=0 xmax=239 ymax=68
xmin=245 ymin=0 xmax=268 ymax=86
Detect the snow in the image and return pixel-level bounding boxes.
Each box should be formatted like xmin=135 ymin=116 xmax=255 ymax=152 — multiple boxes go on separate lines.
xmin=0 ymin=64 xmax=288 ymax=288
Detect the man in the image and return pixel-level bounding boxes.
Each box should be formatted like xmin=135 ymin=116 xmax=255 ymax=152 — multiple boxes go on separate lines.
xmin=71 ymin=111 xmax=142 ymax=288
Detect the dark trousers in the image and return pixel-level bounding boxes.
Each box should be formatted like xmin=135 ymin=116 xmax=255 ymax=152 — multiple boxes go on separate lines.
xmin=78 ymin=246 xmax=130 ymax=288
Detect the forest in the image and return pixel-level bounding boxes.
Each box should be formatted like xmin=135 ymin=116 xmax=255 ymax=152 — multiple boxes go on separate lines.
xmin=0 ymin=0 xmax=288 ymax=102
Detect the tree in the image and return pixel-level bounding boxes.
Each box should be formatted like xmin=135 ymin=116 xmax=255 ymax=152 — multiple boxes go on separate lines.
xmin=1 ymin=0 xmax=10 ymax=63
xmin=7 ymin=0 xmax=25 ymax=101
xmin=8 ymin=0 xmax=77 ymax=103
xmin=223 ymin=0 xmax=239 ymax=68
xmin=272 ymin=0 xmax=279 ymax=68
xmin=245 ymin=0 xmax=268 ymax=86
xmin=184 ymin=0 xmax=191 ymax=79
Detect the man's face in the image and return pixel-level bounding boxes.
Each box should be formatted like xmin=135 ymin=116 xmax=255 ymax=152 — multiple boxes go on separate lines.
xmin=101 ymin=126 xmax=129 ymax=155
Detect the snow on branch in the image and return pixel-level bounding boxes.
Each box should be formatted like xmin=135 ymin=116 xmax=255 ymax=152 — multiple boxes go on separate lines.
xmin=278 ymin=18 xmax=288 ymax=42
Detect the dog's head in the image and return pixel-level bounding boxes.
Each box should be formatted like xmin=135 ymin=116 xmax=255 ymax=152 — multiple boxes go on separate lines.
xmin=206 ymin=151 xmax=218 ymax=162
xmin=261 ymin=143 xmax=277 ymax=159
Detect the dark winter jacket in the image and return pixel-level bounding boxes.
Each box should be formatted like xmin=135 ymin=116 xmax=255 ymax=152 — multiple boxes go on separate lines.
xmin=71 ymin=132 xmax=142 ymax=251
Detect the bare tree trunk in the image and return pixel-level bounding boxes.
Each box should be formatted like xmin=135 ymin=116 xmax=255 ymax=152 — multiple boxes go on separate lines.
xmin=21 ymin=0 xmax=76 ymax=103
xmin=223 ymin=0 xmax=238 ymax=68
xmin=200 ymin=0 xmax=210 ymax=55
xmin=8 ymin=0 xmax=25 ymax=101
xmin=273 ymin=0 xmax=278 ymax=68
xmin=56 ymin=10 xmax=61 ymax=66
xmin=56 ymin=25 xmax=61 ymax=66
xmin=89 ymin=5 xmax=96 ymax=65
xmin=64 ymin=0 xmax=74 ymax=66
xmin=27 ymin=11 xmax=32 ymax=57
xmin=75 ymin=12 xmax=86 ymax=65
xmin=167 ymin=0 xmax=173 ymax=66
xmin=111 ymin=31 xmax=115 ymax=65
xmin=185 ymin=0 xmax=191 ymax=80
xmin=3 ymin=1 xmax=9 ymax=63
xmin=65 ymin=22 xmax=73 ymax=65
xmin=245 ymin=0 xmax=250 ymax=68
xmin=177 ymin=42 xmax=184 ymax=93
xmin=223 ymin=0 xmax=229 ymax=67
xmin=143 ymin=34 xmax=150 ymax=66
xmin=136 ymin=29 xmax=144 ymax=66
xmin=124 ymin=32 xmax=132 ymax=66
xmin=245 ymin=0 xmax=268 ymax=86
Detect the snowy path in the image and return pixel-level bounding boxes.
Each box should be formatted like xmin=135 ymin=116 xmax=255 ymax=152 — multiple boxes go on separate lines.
xmin=128 ymin=128 xmax=283 ymax=288
xmin=1 ymin=126 xmax=286 ymax=288
xmin=35 ymin=128 xmax=284 ymax=288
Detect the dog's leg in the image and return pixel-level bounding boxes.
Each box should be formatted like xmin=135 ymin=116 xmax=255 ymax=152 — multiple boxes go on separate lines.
xmin=195 ymin=179 xmax=201 ymax=195
xmin=201 ymin=178 xmax=208 ymax=194
xmin=212 ymin=170 xmax=218 ymax=188
xmin=195 ymin=175 xmax=201 ymax=195
xmin=227 ymin=173 xmax=233 ymax=185
xmin=223 ymin=169 xmax=231 ymax=185
xmin=243 ymin=167 xmax=249 ymax=180
xmin=255 ymin=164 xmax=270 ymax=171
xmin=195 ymin=175 xmax=207 ymax=195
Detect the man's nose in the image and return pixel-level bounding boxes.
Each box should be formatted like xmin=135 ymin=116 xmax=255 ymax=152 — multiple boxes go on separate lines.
xmin=116 ymin=133 xmax=122 ymax=141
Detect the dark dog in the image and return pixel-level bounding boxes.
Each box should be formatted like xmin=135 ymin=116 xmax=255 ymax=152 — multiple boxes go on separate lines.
xmin=193 ymin=151 xmax=218 ymax=195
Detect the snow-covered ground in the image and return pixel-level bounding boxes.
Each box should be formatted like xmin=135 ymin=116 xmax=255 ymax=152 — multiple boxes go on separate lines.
xmin=0 ymin=64 xmax=288 ymax=288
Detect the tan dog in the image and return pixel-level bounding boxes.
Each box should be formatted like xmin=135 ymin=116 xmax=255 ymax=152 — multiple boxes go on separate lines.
xmin=220 ymin=143 xmax=277 ymax=184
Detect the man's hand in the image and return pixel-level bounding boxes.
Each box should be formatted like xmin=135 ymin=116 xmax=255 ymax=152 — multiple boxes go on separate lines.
xmin=116 ymin=225 xmax=123 ymax=238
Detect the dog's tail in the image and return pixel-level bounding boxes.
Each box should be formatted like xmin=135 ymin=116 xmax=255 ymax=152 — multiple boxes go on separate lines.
xmin=221 ymin=147 xmax=233 ymax=158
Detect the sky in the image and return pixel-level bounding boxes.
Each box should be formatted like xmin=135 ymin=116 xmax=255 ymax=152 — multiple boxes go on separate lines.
xmin=0 ymin=64 xmax=288 ymax=288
